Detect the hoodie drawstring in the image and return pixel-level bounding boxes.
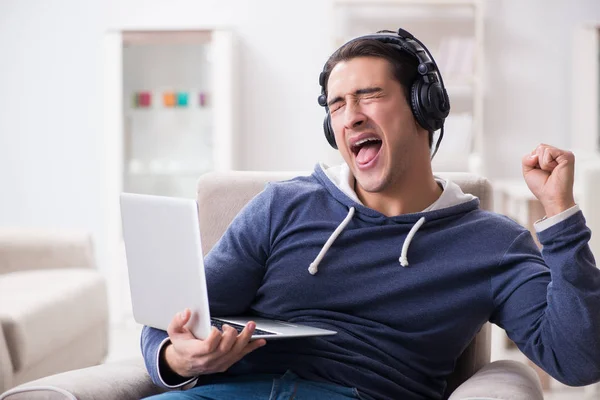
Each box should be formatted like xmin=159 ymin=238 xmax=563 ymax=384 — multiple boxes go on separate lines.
xmin=309 ymin=207 xmax=355 ymax=275
xmin=309 ymin=210 xmax=425 ymax=274
xmin=399 ymin=217 xmax=426 ymax=267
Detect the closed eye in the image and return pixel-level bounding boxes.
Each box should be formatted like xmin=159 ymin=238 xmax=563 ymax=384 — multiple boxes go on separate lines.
xmin=329 ymin=89 xmax=385 ymax=115
xmin=360 ymin=93 xmax=384 ymax=102
xmin=330 ymin=103 xmax=345 ymax=113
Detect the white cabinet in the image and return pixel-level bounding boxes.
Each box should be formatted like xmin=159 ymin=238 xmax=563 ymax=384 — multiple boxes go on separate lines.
xmin=331 ymin=0 xmax=485 ymax=173
xmin=121 ymin=30 xmax=237 ymax=199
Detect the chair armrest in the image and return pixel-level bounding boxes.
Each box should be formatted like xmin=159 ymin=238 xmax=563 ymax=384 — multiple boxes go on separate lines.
xmin=0 ymin=229 xmax=95 ymax=275
xmin=448 ymin=360 xmax=543 ymax=400
xmin=0 ymin=326 xmax=14 ymax=392
xmin=0 ymin=358 xmax=167 ymax=400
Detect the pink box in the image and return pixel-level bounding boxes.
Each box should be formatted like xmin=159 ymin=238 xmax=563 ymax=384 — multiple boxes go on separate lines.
xmin=138 ymin=92 xmax=152 ymax=107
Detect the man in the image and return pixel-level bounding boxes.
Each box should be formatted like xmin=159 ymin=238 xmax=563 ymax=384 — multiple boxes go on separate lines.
xmin=141 ymin=29 xmax=600 ymax=400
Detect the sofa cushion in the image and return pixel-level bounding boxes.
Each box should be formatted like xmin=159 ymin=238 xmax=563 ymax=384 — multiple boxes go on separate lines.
xmin=0 ymin=269 xmax=107 ymax=372
xmin=0 ymin=230 xmax=95 ymax=275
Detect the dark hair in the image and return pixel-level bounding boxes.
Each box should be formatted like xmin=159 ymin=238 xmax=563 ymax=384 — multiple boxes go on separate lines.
xmin=321 ymin=38 xmax=433 ymax=148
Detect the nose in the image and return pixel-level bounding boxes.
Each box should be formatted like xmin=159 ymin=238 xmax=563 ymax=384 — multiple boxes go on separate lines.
xmin=343 ymin=101 xmax=366 ymax=130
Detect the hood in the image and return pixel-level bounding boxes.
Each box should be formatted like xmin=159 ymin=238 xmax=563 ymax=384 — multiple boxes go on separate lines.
xmin=306 ymin=162 xmax=479 ymax=275
xmin=319 ymin=162 xmax=476 ymax=213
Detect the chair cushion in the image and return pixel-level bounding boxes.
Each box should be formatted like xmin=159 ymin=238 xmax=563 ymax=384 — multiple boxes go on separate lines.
xmin=0 ymin=269 xmax=107 ymax=372
xmin=1 ymin=358 xmax=167 ymax=400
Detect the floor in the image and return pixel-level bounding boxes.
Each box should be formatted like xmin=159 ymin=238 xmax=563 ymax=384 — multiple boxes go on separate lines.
xmin=106 ymin=318 xmax=598 ymax=399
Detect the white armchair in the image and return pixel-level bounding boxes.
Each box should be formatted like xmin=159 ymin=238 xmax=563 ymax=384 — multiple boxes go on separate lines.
xmin=0 ymin=172 xmax=543 ymax=400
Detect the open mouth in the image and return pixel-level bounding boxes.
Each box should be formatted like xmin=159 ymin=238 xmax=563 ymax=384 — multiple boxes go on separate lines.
xmin=351 ymin=137 xmax=383 ymax=166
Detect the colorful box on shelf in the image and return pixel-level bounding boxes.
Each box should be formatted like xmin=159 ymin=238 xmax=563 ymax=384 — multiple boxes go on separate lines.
xmin=199 ymin=92 xmax=208 ymax=107
xmin=163 ymin=91 xmax=191 ymax=107
xmin=163 ymin=92 xmax=176 ymax=107
xmin=177 ymin=92 xmax=188 ymax=107
xmin=132 ymin=91 xmax=152 ymax=108
xmin=139 ymin=92 xmax=151 ymax=107
xmin=139 ymin=91 xmax=210 ymax=108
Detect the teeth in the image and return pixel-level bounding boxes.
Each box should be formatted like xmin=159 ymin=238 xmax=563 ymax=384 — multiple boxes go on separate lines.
xmin=354 ymin=137 xmax=380 ymax=147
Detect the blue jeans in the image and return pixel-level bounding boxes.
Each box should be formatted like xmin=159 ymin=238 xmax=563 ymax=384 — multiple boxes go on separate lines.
xmin=144 ymin=370 xmax=361 ymax=399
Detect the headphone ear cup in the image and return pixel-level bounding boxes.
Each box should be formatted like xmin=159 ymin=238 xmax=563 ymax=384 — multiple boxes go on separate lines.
xmin=410 ymin=80 xmax=433 ymax=132
xmin=323 ymin=113 xmax=338 ymax=149
xmin=411 ymin=80 xmax=449 ymax=132
xmin=427 ymin=83 xmax=450 ymax=127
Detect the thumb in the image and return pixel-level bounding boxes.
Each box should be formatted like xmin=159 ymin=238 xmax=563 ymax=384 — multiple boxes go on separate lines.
xmin=168 ymin=308 xmax=192 ymax=337
xmin=522 ymin=153 xmax=539 ymax=174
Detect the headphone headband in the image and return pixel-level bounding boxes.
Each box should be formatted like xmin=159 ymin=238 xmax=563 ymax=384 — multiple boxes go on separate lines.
xmin=322 ymin=30 xmax=446 ymax=95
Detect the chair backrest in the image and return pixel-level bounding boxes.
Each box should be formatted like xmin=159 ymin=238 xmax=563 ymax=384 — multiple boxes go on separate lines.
xmin=196 ymin=170 xmax=493 ymax=396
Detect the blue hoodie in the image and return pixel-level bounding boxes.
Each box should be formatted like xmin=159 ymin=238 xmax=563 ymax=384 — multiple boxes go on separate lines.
xmin=142 ymin=163 xmax=600 ymax=400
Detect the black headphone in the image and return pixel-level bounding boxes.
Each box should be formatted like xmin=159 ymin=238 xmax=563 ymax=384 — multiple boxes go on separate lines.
xmin=317 ymin=28 xmax=450 ymax=158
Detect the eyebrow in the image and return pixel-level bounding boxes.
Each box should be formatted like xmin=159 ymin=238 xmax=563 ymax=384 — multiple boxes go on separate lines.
xmin=327 ymin=87 xmax=383 ymax=108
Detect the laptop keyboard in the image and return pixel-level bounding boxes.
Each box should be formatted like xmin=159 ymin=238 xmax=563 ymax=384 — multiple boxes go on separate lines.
xmin=211 ymin=318 xmax=277 ymax=336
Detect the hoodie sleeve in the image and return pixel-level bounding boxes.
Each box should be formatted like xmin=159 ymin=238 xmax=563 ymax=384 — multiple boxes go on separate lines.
xmin=140 ymin=325 xmax=198 ymax=388
xmin=490 ymin=211 xmax=600 ymax=386
xmin=140 ymin=185 xmax=274 ymax=385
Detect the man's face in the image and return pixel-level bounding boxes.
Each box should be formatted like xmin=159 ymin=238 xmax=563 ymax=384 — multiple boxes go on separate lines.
xmin=326 ymin=56 xmax=424 ymax=194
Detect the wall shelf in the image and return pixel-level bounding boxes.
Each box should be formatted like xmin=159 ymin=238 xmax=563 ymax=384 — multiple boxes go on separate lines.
xmin=118 ymin=29 xmax=237 ymax=199
xmin=332 ymin=0 xmax=485 ymax=173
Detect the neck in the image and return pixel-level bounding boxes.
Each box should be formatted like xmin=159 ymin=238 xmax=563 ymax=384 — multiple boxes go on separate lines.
xmin=355 ymin=167 xmax=442 ymax=217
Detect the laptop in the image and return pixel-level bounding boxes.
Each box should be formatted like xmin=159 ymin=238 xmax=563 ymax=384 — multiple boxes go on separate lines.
xmin=119 ymin=192 xmax=337 ymax=340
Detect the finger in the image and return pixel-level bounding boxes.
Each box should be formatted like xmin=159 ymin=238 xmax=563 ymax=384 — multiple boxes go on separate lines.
xmin=522 ymin=153 xmax=539 ymax=172
xmin=539 ymin=147 xmax=559 ymax=171
xmin=532 ymin=144 xmax=562 ymax=170
xmin=240 ymin=338 xmax=267 ymax=357
xmin=549 ymin=147 xmax=575 ymax=165
xmin=199 ymin=327 xmax=224 ymax=354
xmin=231 ymin=321 xmax=256 ymax=351
xmin=212 ymin=337 xmax=266 ymax=375
xmin=533 ymin=144 xmax=545 ymax=162
xmin=217 ymin=325 xmax=238 ymax=353
xmin=522 ymin=153 xmax=544 ymax=180
xmin=168 ymin=308 xmax=192 ymax=337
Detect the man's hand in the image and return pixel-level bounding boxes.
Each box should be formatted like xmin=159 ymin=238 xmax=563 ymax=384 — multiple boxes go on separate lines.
xmin=163 ymin=308 xmax=266 ymax=378
xmin=522 ymin=143 xmax=576 ymax=217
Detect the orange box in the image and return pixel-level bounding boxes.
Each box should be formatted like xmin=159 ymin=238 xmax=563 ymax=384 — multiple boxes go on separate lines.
xmin=163 ymin=92 xmax=176 ymax=107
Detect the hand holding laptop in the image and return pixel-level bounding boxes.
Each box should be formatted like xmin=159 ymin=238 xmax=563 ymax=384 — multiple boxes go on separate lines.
xmin=163 ymin=308 xmax=267 ymax=378
xmin=120 ymin=192 xmax=337 ymax=343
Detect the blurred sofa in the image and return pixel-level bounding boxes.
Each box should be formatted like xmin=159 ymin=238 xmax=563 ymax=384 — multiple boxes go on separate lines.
xmin=0 ymin=229 xmax=109 ymax=392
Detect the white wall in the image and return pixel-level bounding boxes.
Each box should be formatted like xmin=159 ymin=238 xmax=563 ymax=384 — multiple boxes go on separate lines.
xmin=484 ymin=0 xmax=600 ymax=178
xmin=107 ymin=0 xmax=346 ymax=172
xmin=0 ymin=0 xmax=599 ymax=278
xmin=0 ymin=0 xmax=107 ymax=257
